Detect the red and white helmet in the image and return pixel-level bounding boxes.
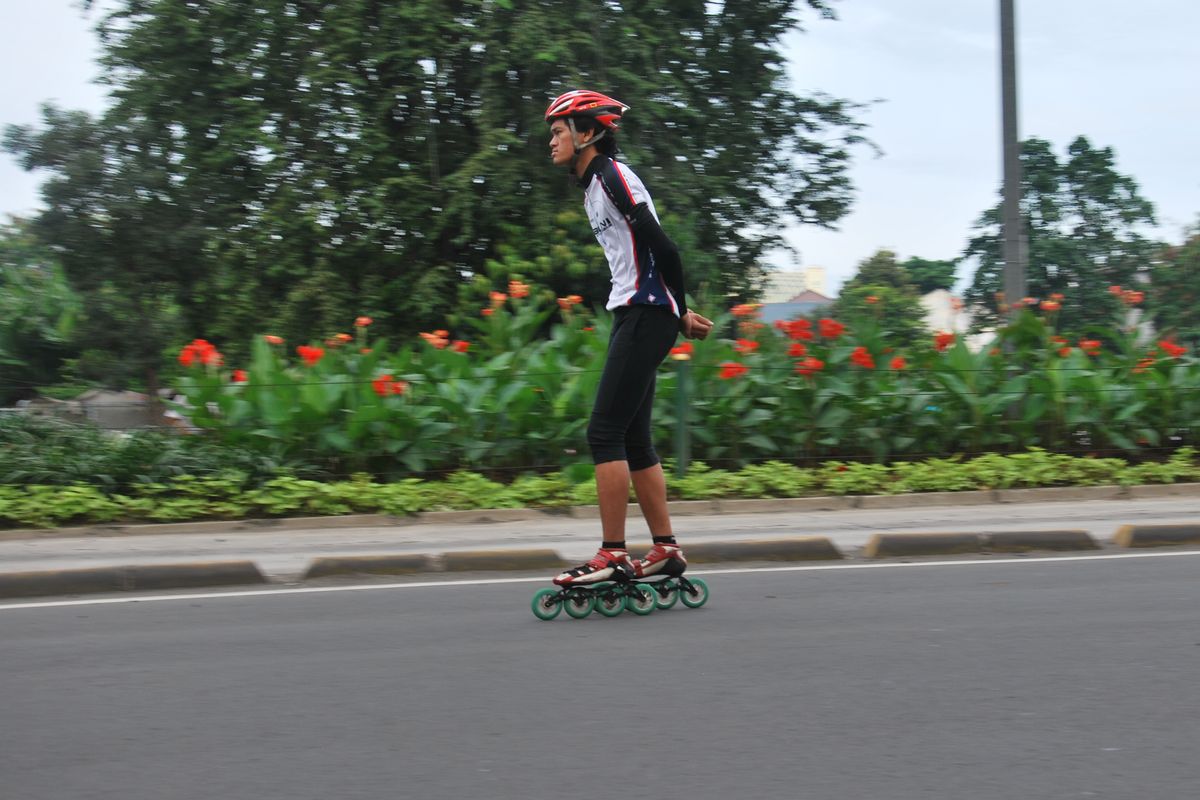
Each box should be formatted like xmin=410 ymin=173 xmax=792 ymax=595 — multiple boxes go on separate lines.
xmin=545 ymin=89 xmax=629 ymax=131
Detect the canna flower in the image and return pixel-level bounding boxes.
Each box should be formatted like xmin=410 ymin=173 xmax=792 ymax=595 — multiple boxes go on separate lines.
xmin=1040 ymin=300 xmax=1061 ymax=312
xmin=1122 ymin=290 xmax=1145 ymax=306
xmin=850 ymin=346 xmax=875 ymax=369
xmin=452 ymin=340 xmax=470 ymax=354
xmin=731 ymin=303 xmax=761 ymax=318
xmin=481 ymin=308 xmax=494 ymax=317
xmin=865 ymin=295 xmax=879 ymax=305
xmin=718 ymin=361 xmax=749 ymax=380
xmin=296 ymin=345 xmax=325 ymax=366
xmin=178 ymin=339 xmax=222 ymax=368
xmin=890 ymin=356 xmax=907 ymax=370
xmin=670 ymin=342 xmax=694 ymax=360
xmin=788 ymin=342 xmax=807 ymax=358
xmin=232 ymin=369 xmax=248 ymax=383
xmin=1159 ymin=341 xmax=1187 ymax=358
xmin=420 ymin=332 xmax=449 ymax=349
xmin=1108 ymin=285 xmax=1124 ymax=296
xmin=733 ymin=338 xmax=760 ymax=354
xmin=355 ymin=316 xmax=373 ymax=327
xmin=490 ymin=291 xmax=508 ymax=308
xmin=371 ymin=374 xmax=408 ymax=397
xmin=1079 ymin=339 xmax=1102 ymax=356
xmin=818 ymin=318 xmax=846 ymax=339
xmin=934 ymin=331 xmax=956 ymax=352
xmin=264 ymin=335 xmax=284 ymax=345
xmin=508 ymin=280 xmax=530 ymax=299
xmin=795 ymin=356 xmax=825 ymax=377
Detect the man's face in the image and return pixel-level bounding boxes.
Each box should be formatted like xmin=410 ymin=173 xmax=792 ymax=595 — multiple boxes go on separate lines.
xmin=548 ymin=120 xmax=577 ymax=167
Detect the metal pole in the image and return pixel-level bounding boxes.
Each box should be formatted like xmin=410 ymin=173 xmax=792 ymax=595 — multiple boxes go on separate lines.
xmin=1000 ymin=0 xmax=1026 ymax=315
xmin=674 ymin=356 xmax=690 ymax=478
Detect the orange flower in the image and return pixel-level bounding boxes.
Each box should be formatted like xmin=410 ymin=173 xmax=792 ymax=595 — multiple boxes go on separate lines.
xmin=372 ymin=374 xmax=408 ymax=397
xmin=568 ymin=295 xmax=583 ymax=305
xmin=1079 ymin=339 xmax=1102 ymax=356
xmin=1123 ymin=290 xmax=1145 ymax=306
xmin=850 ymin=346 xmax=875 ymax=369
xmin=420 ymin=332 xmax=449 ymax=349
xmin=355 ymin=316 xmax=373 ymax=327
xmin=1058 ymin=347 xmax=1072 ymax=357
xmin=296 ymin=345 xmax=325 ymax=366
xmin=890 ymin=356 xmax=907 ymax=370
xmin=481 ymin=308 xmax=494 ymax=317
xmin=795 ymin=356 xmax=825 ymax=377
xmin=788 ymin=342 xmax=807 ymax=358
xmin=232 ymin=369 xmax=248 ymax=383
xmin=452 ymin=340 xmax=470 ymax=353
xmin=1040 ymin=300 xmax=1061 ymax=312
xmin=670 ymin=342 xmax=694 ymax=359
xmin=865 ymin=295 xmax=879 ymax=305
xmin=1108 ymin=285 xmax=1124 ymax=296
xmin=934 ymin=331 xmax=956 ymax=352
xmin=731 ymin=303 xmax=761 ymax=318
xmin=1159 ymin=341 xmax=1187 ymax=358
xmin=818 ymin=318 xmax=845 ymax=339
xmin=508 ymin=280 xmax=530 ymax=299
xmin=733 ymin=338 xmax=760 ymax=354
xmin=718 ymin=361 xmax=749 ymax=380
xmin=1133 ymin=356 xmax=1156 ymax=374
xmin=264 ymin=335 xmax=284 ymax=345
xmin=1050 ymin=293 xmax=1065 ymax=302
xmin=490 ymin=291 xmax=508 ymax=308
xmin=179 ymin=339 xmax=222 ymax=368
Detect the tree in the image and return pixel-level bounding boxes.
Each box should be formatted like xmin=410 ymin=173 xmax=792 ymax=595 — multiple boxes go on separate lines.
xmin=0 ymin=218 xmax=82 ymax=403
xmin=963 ymin=136 xmax=1158 ymax=335
xmin=5 ymin=0 xmax=867 ymax=376
xmin=1149 ymin=224 xmax=1200 ymax=345
xmin=830 ymin=249 xmax=929 ymax=349
xmin=900 ymin=256 xmax=957 ymax=294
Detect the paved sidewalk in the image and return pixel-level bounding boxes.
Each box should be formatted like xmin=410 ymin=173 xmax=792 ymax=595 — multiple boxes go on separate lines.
xmin=2 ymin=492 xmax=1198 ymax=580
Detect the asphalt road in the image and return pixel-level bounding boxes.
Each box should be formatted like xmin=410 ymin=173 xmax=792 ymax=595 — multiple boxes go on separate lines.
xmin=2 ymin=553 xmax=1198 ymax=800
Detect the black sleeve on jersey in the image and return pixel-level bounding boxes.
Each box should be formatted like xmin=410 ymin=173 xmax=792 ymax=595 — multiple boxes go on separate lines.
xmin=627 ymin=201 xmax=688 ymax=316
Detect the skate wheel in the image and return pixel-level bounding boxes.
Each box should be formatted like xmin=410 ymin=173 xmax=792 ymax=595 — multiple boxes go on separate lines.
xmin=654 ymin=582 xmax=679 ymax=610
xmin=531 ymin=588 xmax=562 ymax=620
xmin=595 ymin=590 xmax=625 ymax=617
xmin=625 ymin=583 xmax=657 ymax=615
xmin=679 ymin=577 xmax=709 ymax=609
xmin=563 ymin=590 xmax=595 ymax=619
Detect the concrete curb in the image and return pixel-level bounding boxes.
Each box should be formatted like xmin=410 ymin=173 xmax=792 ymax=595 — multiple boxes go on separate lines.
xmin=4 ymin=483 xmax=1198 ymax=540
xmin=687 ymin=537 xmax=843 ymax=563
xmin=1113 ymin=524 xmax=1200 ymax=548
xmin=440 ymin=549 xmax=566 ymax=572
xmin=304 ymin=554 xmax=437 ymax=579
xmin=863 ymin=530 xmax=1099 ymax=559
xmin=0 ymin=561 xmax=265 ymax=599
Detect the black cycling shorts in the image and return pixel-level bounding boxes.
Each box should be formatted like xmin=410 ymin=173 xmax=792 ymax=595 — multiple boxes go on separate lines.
xmin=586 ymin=304 xmax=679 ymax=470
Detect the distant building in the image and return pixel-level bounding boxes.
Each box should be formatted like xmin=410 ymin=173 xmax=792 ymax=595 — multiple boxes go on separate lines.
xmin=761 ymin=267 xmax=827 ymax=303
xmin=759 ymin=289 xmax=835 ymax=324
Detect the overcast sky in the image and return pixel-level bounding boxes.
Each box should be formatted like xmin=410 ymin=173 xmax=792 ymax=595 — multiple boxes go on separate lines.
xmin=2 ymin=1 xmax=1197 ymax=295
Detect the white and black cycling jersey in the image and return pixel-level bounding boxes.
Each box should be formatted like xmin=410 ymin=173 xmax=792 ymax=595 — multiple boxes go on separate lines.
xmin=581 ymin=156 xmax=686 ymax=317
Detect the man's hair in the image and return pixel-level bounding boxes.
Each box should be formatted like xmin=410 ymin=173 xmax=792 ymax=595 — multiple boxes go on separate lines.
xmin=570 ymin=116 xmax=619 ymax=157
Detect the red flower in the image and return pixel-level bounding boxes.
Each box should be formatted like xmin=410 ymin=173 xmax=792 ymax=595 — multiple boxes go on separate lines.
xmin=1123 ymin=290 xmax=1145 ymax=306
xmin=777 ymin=319 xmax=814 ymax=341
xmin=795 ymin=356 xmax=825 ymax=377
xmin=1133 ymin=356 xmax=1156 ymax=374
xmin=452 ymin=340 xmax=470 ymax=353
xmin=788 ymin=342 xmax=807 ymax=358
xmin=264 ymin=335 xmax=284 ymax=345
xmin=670 ymin=342 xmax=694 ymax=359
xmin=731 ymin=303 xmax=760 ymax=318
xmin=490 ymin=291 xmax=508 ymax=308
xmin=1079 ymin=339 xmax=1102 ymax=356
xmin=178 ymin=339 xmax=222 ymax=368
xmin=718 ymin=361 xmax=749 ymax=380
xmin=865 ymin=295 xmax=879 ymax=305
xmin=355 ymin=316 xmax=373 ymax=327
xmin=232 ymin=369 xmax=248 ymax=383
xmin=1058 ymin=347 xmax=1072 ymax=358
xmin=890 ymin=356 xmax=907 ymax=370
xmin=508 ymin=280 xmax=530 ymax=299
xmin=733 ymin=338 xmax=760 ymax=354
xmin=1040 ymin=300 xmax=1061 ymax=312
xmin=934 ymin=331 xmax=956 ymax=352
xmin=372 ymin=374 xmax=408 ymax=396
xmin=1108 ymin=285 xmax=1124 ymax=296
xmin=481 ymin=308 xmax=494 ymax=317
xmin=850 ymin=346 xmax=875 ymax=369
xmin=420 ymin=332 xmax=449 ymax=349
xmin=818 ymin=318 xmax=846 ymax=339
xmin=1159 ymin=341 xmax=1187 ymax=358
xmin=296 ymin=345 xmax=325 ymax=366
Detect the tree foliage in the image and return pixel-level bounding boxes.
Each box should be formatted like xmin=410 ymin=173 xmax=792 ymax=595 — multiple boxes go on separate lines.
xmin=1149 ymin=224 xmax=1200 ymax=345
xmin=900 ymin=256 xmax=957 ymax=294
xmin=830 ymin=249 xmax=928 ymax=349
xmin=4 ymin=0 xmax=867 ymax=382
xmin=964 ymin=136 xmax=1158 ymax=335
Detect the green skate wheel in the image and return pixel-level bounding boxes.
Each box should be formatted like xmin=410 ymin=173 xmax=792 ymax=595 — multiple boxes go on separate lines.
xmin=679 ymin=577 xmax=710 ymax=609
xmin=654 ymin=581 xmax=679 ymax=610
xmin=625 ymin=583 xmax=657 ymax=615
xmin=563 ymin=590 xmax=595 ymax=619
xmin=531 ymin=588 xmax=562 ymax=620
xmin=595 ymin=590 xmax=625 ymax=617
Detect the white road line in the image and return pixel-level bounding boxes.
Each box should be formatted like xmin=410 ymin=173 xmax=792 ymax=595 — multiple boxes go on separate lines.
xmin=1 ymin=549 xmax=1198 ymax=612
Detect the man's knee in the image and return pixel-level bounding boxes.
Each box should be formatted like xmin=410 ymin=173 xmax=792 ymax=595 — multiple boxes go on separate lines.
xmin=587 ymin=415 xmax=626 ymax=465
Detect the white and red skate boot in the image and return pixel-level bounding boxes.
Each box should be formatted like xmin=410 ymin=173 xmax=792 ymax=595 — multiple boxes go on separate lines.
xmin=634 ymin=543 xmax=687 ymax=578
xmin=553 ymin=548 xmax=634 ymax=586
